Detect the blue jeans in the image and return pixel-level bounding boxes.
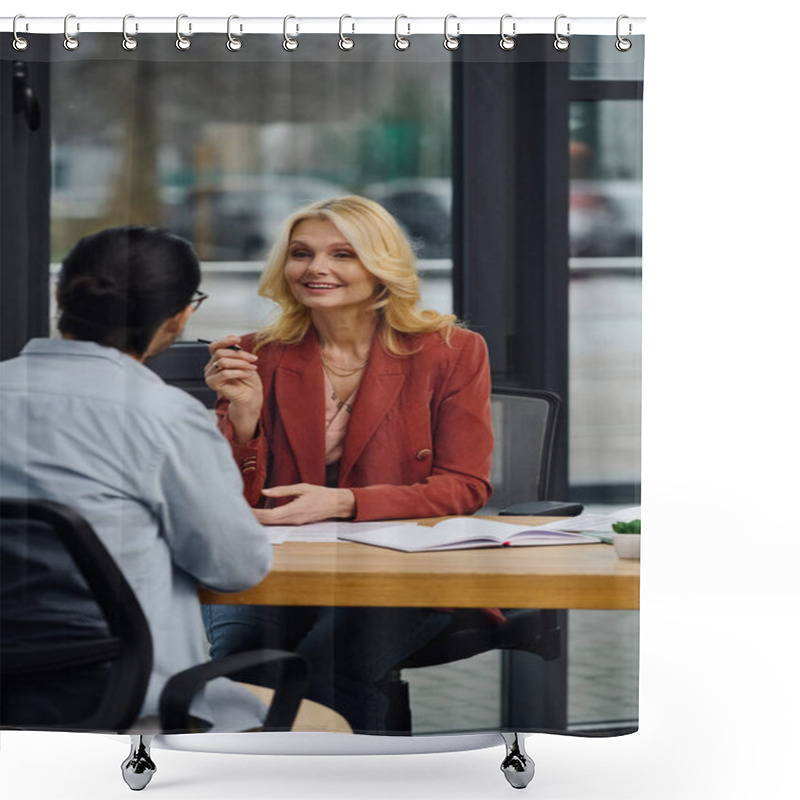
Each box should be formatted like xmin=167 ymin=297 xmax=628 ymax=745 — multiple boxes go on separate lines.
xmin=201 ymin=604 xmax=452 ymax=733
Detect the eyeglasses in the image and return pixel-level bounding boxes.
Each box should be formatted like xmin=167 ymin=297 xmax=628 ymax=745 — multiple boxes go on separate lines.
xmin=190 ymin=291 xmax=209 ymax=311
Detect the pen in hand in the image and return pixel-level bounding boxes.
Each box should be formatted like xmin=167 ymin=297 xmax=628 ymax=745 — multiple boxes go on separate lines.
xmin=197 ymin=338 xmax=241 ymax=352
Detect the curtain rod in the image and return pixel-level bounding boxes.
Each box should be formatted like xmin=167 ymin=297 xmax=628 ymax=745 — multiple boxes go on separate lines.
xmin=1 ymin=15 xmax=646 ymax=38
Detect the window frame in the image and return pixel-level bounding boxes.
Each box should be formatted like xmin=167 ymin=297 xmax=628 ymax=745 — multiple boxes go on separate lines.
xmin=0 ymin=55 xmax=51 ymax=362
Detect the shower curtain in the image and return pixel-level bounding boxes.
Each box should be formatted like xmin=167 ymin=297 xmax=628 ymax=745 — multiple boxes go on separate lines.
xmin=1 ymin=19 xmax=643 ymax=744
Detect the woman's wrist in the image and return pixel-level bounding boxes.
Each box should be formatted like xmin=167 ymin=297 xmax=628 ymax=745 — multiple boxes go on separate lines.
xmin=335 ymin=489 xmax=356 ymax=519
xmin=228 ymin=402 xmax=261 ymax=444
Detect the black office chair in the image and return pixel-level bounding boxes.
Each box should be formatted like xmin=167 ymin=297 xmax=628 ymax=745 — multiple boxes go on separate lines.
xmin=380 ymin=389 xmax=580 ymax=733
xmin=1 ymin=499 xmax=310 ymax=786
xmin=490 ymin=387 xmax=583 ymax=518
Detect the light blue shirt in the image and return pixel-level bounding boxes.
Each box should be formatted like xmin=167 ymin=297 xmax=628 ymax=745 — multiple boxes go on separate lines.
xmin=0 ymin=338 xmax=273 ymax=730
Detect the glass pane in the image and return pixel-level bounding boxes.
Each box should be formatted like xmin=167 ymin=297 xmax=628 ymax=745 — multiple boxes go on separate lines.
xmin=570 ymin=100 xmax=642 ymax=258
xmin=569 ymin=100 xmax=642 ymax=501
xmin=568 ymin=610 xmax=639 ymax=729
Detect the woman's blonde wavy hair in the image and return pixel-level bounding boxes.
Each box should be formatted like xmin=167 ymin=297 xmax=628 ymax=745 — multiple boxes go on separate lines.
xmin=253 ymin=195 xmax=457 ymax=355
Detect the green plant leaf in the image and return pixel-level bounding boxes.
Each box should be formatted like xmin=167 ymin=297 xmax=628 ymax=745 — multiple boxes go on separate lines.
xmin=612 ymin=519 xmax=641 ymax=534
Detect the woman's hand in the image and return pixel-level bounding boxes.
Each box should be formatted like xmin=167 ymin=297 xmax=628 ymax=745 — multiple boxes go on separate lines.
xmin=253 ymin=484 xmax=356 ymax=525
xmin=204 ymin=335 xmax=263 ymax=443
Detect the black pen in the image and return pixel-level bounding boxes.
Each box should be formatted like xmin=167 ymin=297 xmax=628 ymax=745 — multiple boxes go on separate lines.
xmin=197 ymin=338 xmax=241 ymax=351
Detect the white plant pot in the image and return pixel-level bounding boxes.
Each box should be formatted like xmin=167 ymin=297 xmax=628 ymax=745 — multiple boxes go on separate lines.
xmin=613 ymin=533 xmax=641 ymax=559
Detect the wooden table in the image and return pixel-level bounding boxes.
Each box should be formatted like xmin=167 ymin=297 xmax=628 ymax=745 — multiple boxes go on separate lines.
xmin=200 ymin=517 xmax=639 ymax=611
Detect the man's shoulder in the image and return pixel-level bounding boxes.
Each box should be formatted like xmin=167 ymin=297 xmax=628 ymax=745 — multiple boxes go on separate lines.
xmin=0 ymin=356 xmax=22 ymax=380
xmin=134 ymin=378 xmax=211 ymax=426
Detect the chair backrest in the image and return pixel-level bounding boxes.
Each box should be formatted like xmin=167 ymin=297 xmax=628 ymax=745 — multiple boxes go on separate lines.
xmin=486 ymin=388 xmax=563 ymax=512
xmin=147 ymin=343 xmax=216 ymax=409
xmin=0 ymin=499 xmax=152 ymax=731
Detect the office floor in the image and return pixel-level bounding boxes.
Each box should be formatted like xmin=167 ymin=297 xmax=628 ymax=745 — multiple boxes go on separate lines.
xmin=405 ymin=610 xmax=639 ymax=733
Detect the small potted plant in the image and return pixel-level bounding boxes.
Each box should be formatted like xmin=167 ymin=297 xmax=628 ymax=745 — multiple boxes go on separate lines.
xmin=612 ymin=519 xmax=641 ymax=559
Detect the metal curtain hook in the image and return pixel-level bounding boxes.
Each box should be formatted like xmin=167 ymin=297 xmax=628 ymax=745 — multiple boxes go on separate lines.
xmin=616 ymin=14 xmax=632 ymax=51
xmin=499 ymin=14 xmax=516 ymax=51
xmin=394 ymin=15 xmax=410 ymax=51
xmin=12 ymin=15 xmax=29 ymax=51
xmin=554 ymin=14 xmax=570 ymax=51
xmin=283 ymin=15 xmax=299 ymax=51
xmin=227 ymin=15 xmax=242 ymax=51
xmin=122 ymin=14 xmax=138 ymax=51
xmin=444 ymin=14 xmax=460 ymax=51
xmin=176 ymin=13 xmax=191 ymax=50
xmin=63 ymin=13 xmax=79 ymax=50
xmin=339 ymin=14 xmax=355 ymax=50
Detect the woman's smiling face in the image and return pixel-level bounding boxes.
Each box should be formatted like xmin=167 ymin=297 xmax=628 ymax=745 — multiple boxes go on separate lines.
xmin=284 ymin=218 xmax=380 ymax=313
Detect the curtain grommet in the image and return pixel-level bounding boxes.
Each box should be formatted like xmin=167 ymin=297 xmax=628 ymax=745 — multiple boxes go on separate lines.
xmin=63 ymin=14 xmax=80 ymax=50
xmin=283 ymin=16 xmax=299 ymax=51
xmin=338 ymin=14 xmax=355 ymax=51
xmin=499 ymin=14 xmax=516 ymax=51
xmin=12 ymin=15 xmax=29 ymax=51
xmin=615 ymin=15 xmax=632 ymax=51
xmin=226 ymin=15 xmax=242 ymax=51
xmin=444 ymin=14 xmax=460 ymax=51
xmin=176 ymin=14 xmax=191 ymax=51
xmin=554 ymin=14 xmax=570 ymax=51
xmin=121 ymin=14 xmax=138 ymax=51
xmin=394 ymin=15 xmax=411 ymax=51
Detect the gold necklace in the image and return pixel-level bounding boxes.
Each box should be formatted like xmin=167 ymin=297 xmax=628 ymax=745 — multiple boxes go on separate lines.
xmin=321 ymin=354 xmax=368 ymax=378
xmin=330 ymin=390 xmax=355 ymax=414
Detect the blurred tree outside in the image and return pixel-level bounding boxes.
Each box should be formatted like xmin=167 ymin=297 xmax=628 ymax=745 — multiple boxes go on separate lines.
xmin=104 ymin=60 xmax=160 ymax=228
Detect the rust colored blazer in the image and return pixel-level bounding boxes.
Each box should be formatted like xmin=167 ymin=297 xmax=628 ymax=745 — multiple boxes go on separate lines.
xmin=217 ymin=326 xmax=493 ymax=521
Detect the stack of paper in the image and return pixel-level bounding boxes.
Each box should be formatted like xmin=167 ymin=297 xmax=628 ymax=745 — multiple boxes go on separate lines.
xmin=541 ymin=506 xmax=641 ymax=533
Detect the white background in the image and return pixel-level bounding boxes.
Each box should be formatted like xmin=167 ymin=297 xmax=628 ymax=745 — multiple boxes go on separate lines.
xmin=3 ymin=1 xmax=799 ymax=798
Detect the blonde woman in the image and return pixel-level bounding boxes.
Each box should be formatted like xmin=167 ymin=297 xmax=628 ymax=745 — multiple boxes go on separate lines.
xmin=201 ymin=195 xmax=493 ymax=732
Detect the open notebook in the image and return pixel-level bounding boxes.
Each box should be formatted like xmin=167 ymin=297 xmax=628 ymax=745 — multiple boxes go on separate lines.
xmin=336 ymin=517 xmax=599 ymax=552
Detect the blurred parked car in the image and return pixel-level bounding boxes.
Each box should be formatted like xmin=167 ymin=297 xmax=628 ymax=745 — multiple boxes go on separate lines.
xmin=569 ymin=180 xmax=642 ymax=258
xmin=363 ymin=178 xmax=452 ymax=260
xmin=162 ymin=176 xmax=350 ymax=261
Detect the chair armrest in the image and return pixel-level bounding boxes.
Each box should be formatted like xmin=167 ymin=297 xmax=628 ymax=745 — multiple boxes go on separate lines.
xmin=499 ymin=500 xmax=584 ymax=517
xmin=159 ymin=649 xmax=310 ymax=733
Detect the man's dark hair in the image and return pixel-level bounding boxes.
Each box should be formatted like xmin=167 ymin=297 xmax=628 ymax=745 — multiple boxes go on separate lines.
xmin=57 ymin=226 xmax=201 ymax=356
